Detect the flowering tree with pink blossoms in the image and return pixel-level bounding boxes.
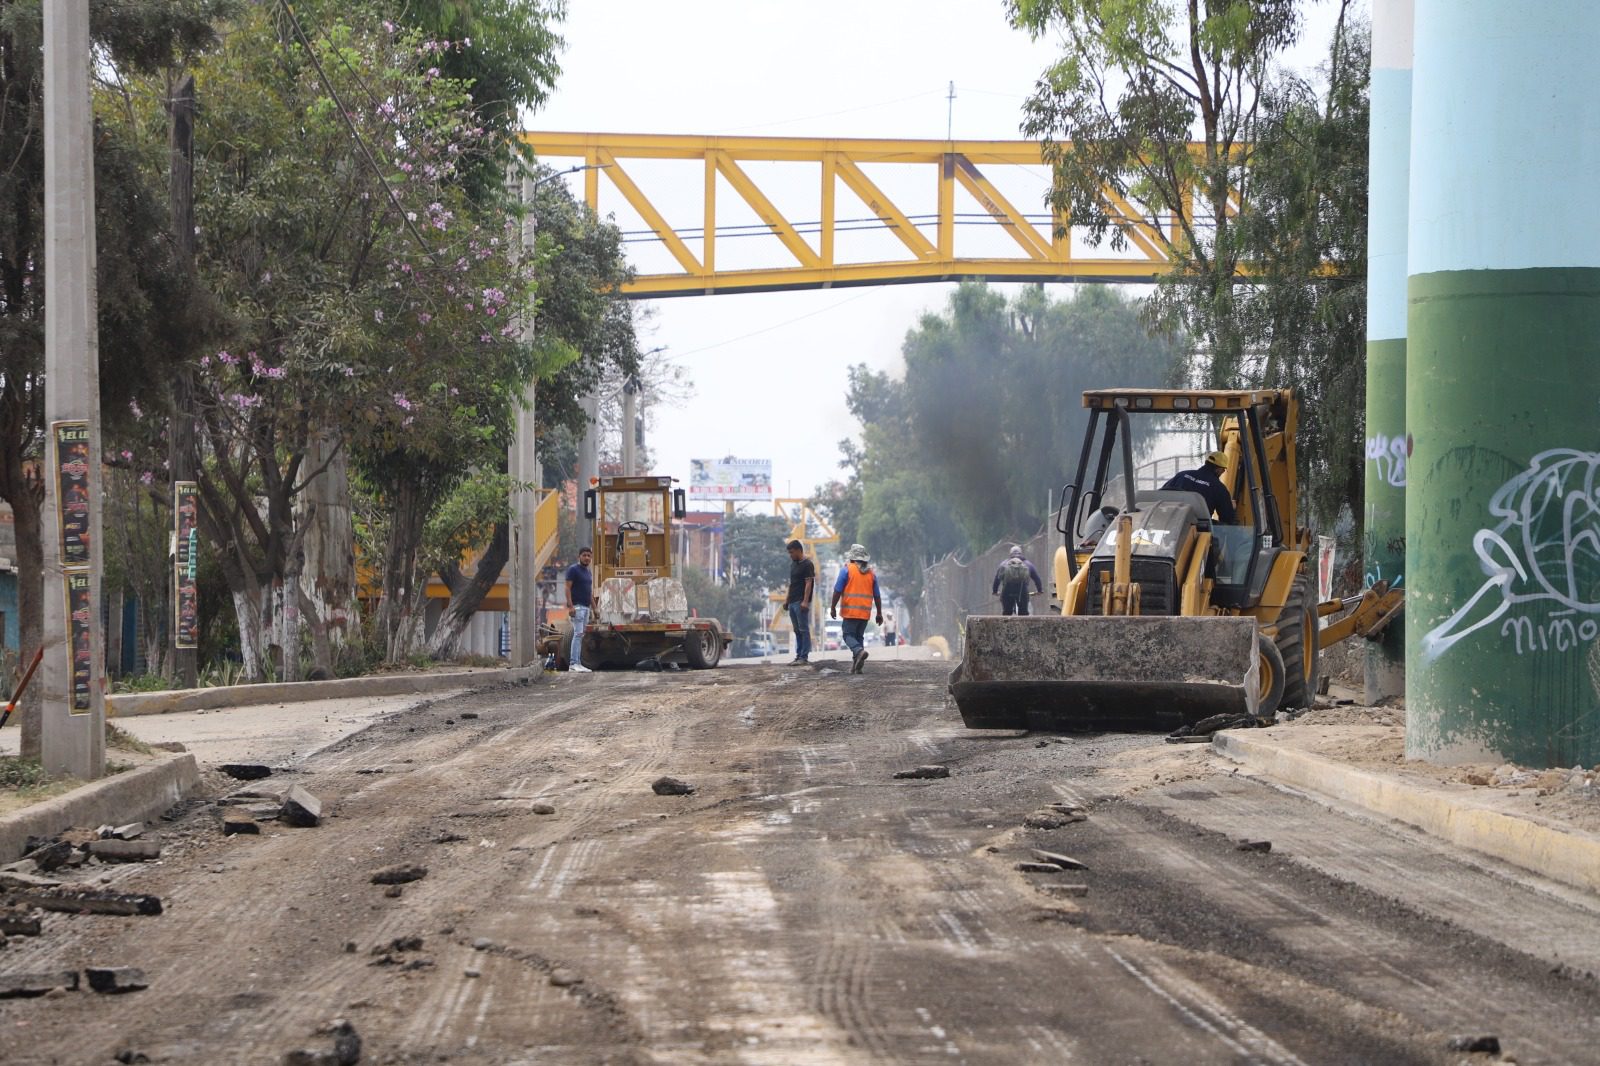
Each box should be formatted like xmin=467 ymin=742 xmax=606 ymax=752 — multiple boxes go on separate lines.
xmin=144 ymin=8 xmax=550 ymax=678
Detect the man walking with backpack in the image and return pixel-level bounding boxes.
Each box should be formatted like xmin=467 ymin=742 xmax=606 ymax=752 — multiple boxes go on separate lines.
xmin=993 ymin=545 xmax=1044 ymax=616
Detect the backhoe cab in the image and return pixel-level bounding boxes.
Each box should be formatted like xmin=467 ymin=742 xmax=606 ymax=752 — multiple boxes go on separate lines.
xmin=949 ymin=389 xmax=1402 ymax=731
xmin=540 ymin=475 xmax=731 ymax=671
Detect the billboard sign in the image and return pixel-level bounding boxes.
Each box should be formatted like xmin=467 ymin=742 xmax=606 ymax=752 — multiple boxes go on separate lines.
xmin=689 ymin=458 xmax=772 ymax=502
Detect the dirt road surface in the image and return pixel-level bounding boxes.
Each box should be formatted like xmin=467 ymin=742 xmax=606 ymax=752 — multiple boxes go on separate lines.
xmin=4 ymin=661 xmax=1598 ymax=1064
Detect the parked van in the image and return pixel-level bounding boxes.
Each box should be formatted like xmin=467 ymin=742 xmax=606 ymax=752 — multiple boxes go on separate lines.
xmin=823 ymin=620 xmax=843 ymax=651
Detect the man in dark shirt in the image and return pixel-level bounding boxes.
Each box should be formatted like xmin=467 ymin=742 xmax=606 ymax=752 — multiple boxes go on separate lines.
xmin=564 ymin=547 xmax=594 ymax=672
xmin=1161 ymin=450 xmax=1238 ymax=524
xmin=783 ymin=539 xmax=815 ymax=664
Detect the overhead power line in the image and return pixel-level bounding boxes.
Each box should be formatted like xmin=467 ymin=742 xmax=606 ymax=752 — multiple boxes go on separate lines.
xmin=672 ymin=290 xmax=880 ymax=359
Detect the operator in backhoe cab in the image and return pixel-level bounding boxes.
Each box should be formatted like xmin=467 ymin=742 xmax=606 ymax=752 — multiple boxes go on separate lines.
xmin=992 ymin=546 xmax=1044 ymax=616
xmin=1161 ymin=451 xmax=1238 ymax=524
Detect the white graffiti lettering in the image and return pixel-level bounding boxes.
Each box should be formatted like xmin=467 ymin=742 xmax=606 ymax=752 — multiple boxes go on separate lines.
xmin=1422 ymin=448 xmax=1600 ymax=661
xmin=1366 ymin=433 xmax=1410 ymax=488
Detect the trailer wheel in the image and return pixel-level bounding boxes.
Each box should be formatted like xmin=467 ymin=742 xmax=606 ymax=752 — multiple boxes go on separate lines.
xmin=1276 ymin=573 xmax=1320 ymax=710
xmin=1256 ymin=632 xmax=1286 ymax=719
xmin=550 ymin=622 xmax=573 ymax=672
xmin=685 ymin=628 xmax=722 ymax=670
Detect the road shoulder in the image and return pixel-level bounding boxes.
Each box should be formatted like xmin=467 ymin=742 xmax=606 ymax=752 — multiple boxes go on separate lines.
xmin=1213 ymin=725 xmax=1600 ymax=897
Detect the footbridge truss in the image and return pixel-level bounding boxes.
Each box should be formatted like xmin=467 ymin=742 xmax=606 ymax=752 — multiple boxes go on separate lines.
xmin=520 ymin=132 xmax=1226 ymax=298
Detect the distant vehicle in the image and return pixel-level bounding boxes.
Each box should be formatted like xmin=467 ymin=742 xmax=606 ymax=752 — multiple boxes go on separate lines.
xmin=747 ymin=633 xmax=777 ymax=658
xmin=823 ymin=620 xmax=842 ymax=651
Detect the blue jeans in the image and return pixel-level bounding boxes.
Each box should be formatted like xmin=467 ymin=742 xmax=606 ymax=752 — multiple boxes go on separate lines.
xmin=570 ymin=605 xmax=590 ymax=667
xmin=842 ymin=617 xmax=868 ymax=655
xmin=788 ymin=603 xmax=812 ymax=659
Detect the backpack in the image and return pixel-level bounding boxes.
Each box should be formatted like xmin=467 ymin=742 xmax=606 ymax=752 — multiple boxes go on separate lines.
xmin=1000 ymin=557 xmax=1031 ymax=592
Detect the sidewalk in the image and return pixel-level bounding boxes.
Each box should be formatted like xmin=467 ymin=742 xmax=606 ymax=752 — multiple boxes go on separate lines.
xmin=1214 ymin=705 xmax=1600 ymax=896
xmin=2 ymin=665 xmax=539 ymax=768
xmin=2 ymin=689 xmax=470 ymax=767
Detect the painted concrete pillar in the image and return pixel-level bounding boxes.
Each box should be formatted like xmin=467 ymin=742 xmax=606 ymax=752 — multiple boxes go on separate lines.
xmin=1406 ymin=0 xmax=1600 ymax=767
xmin=1363 ymin=0 xmax=1412 ymax=702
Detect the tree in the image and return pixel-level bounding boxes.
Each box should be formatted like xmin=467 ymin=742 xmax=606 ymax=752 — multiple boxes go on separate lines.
xmin=816 ymin=283 xmax=1177 ymax=597
xmin=1209 ymin=7 xmax=1368 ymax=532
xmin=1013 ymin=1 xmax=1369 ymax=536
xmin=0 ymin=0 xmax=230 ymax=756
xmin=723 ymin=514 xmax=790 ymax=592
xmin=104 ymin=6 xmax=552 ymax=678
xmin=420 ymin=170 xmax=644 ymax=657
xmin=1009 ymin=0 xmax=1302 ymax=384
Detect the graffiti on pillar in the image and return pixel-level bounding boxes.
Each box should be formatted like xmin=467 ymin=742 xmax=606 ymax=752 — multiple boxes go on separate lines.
xmin=1421 ymin=448 xmax=1600 ymax=662
xmin=1365 ymin=432 xmax=1411 ymax=488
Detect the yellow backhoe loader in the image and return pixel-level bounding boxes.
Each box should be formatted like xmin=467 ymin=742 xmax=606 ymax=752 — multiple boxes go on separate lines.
xmin=949 ymin=388 xmax=1402 ymax=731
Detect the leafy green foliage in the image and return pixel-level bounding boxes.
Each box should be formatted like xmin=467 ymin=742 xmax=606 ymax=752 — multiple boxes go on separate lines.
xmin=815 ymin=282 xmax=1177 ymax=596
xmin=0 ymin=0 xmax=232 ymax=751
xmin=0 ymin=756 xmax=48 ymax=791
xmin=1014 ymin=0 xmax=1369 ymax=533
xmin=681 ymin=565 xmax=751 ymax=638
xmin=722 ymin=514 xmax=791 ymax=592
xmin=1147 ymin=7 xmax=1369 ymax=531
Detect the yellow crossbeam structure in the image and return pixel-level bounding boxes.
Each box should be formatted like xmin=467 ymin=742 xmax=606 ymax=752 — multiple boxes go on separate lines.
xmin=521 ymin=132 xmax=1208 ymax=298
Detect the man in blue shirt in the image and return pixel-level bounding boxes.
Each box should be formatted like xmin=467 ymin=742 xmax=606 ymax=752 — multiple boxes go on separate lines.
xmin=564 ymin=547 xmax=594 ymax=672
xmin=1160 ymin=450 xmax=1238 ymax=525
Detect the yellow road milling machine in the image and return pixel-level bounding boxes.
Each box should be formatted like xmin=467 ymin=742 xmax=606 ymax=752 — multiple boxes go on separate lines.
xmin=541 ymin=475 xmax=731 ymax=671
xmin=949 ymin=389 xmax=1403 ymax=731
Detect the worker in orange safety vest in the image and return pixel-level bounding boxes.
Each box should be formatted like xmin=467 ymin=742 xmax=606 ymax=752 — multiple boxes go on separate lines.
xmin=829 ymin=543 xmax=883 ymax=674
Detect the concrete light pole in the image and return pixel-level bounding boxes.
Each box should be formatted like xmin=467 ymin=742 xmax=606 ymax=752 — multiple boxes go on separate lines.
xmin=1363 ymin=0 xmax=1413 ymax=703
xmin=40 ymin=0 xmax=105 ymax=779
xmin=621 ymin=376 xmax=639 ymax=479
xmin=1406 ymin=0 xmax=1600 ymax=767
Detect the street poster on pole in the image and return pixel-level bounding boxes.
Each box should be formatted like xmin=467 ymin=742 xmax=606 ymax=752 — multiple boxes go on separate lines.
xmin=65 ymin=570 xmax=93 ymax=712
xmin=52 ymin=420 xmax=92 ymax=568
xmin=174 ymin=482 xmax=200 ymax=649
xmin=689 ymin=457 xmax=772 ymax=502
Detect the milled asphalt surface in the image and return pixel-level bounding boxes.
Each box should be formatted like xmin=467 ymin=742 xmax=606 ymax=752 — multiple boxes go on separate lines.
xmin=2 ymin=661 xmax=1597 ymax=1064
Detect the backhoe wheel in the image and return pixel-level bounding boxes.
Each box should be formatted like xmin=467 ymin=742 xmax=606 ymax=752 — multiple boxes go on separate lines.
xmin=1255 ymin=632 xmax=1286 ymax=719
xmin=685 ymin=628 xmax=722 ymax=670
xmin=1276 ymin=573 xmax=1321 ymax=710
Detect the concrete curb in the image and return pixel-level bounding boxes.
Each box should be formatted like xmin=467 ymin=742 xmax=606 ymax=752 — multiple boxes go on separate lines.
xmin=1213 ymin=730 xmax=1600 ymax=896
xmin=107 ymin=666 xmax=541 ymax=718
xmin=0 ymin=753 xmax=199 ymax=862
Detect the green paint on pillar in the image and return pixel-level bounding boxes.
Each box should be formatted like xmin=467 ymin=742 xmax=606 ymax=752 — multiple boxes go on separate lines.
xmin=1406 ymin=267 xmax=1600 ymax=768
xmin=1363 ymin=336 xmax=1407 ymax=699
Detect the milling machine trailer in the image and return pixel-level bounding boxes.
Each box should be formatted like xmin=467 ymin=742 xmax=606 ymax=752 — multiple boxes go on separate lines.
xmin=541 ymin=475 xmax=731 ymax=671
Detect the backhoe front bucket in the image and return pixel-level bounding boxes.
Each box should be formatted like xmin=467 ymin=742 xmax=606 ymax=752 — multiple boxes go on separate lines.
xmin=949 ymin=615 xmax=1261 ymax=731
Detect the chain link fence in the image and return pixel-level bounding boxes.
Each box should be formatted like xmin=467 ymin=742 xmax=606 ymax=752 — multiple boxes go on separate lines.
xmin=913 ymin=526 xmax=1054 ymax=656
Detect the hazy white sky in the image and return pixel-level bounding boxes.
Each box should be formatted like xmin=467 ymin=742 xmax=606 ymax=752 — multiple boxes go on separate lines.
xmin=532 ymin=1 xmax=1354 ymax=505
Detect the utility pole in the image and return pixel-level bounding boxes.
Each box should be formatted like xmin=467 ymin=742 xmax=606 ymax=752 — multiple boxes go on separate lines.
xmin=946 ymin=81 xmax=956 ymax=140
xmin=168 ymin=73 xmax=198 ymax=689
xmin=621 ymin=376 xmax=639 ymax=478
xmin=40 ymin=0 xmax=105 ymax=780
xmin=577 ymin=393 xmax=599 ymax=550
xmin=507 ymin=165 xmax=539 ymax=668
